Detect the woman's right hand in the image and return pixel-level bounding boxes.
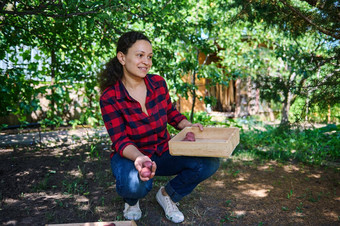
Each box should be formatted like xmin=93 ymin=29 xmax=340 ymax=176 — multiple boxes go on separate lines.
xmin=134 ymin=155 xmax=157 ymax=181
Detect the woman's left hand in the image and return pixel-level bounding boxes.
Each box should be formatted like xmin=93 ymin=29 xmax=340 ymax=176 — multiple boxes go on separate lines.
xmin=191 ymin=123 xmax=204 ymax=131
xmin=178 ymin=119 xmax=204 ymax=131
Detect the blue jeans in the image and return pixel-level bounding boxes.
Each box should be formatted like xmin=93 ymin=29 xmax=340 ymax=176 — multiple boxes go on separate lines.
xmin=110 ymin=150 xmax=220 ymax=206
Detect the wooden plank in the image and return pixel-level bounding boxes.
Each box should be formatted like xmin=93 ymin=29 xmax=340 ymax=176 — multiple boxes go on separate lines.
xmin=46 ymin=221 xmax=137 ymax=226
xmin=169 ymin=127 xmax=239 ymax=158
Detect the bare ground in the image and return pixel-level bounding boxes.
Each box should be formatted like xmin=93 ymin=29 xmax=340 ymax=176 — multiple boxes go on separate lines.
xmin=0 ymin=128 xmax=339 ymax=226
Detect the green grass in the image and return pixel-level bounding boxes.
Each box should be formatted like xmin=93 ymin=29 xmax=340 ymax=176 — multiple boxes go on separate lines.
xmin=234 ymin=122 xmax=340 ymax=165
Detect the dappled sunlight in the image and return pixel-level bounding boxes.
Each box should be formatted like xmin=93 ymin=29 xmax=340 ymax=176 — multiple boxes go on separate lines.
xmin=243 ymin=188 xmax=269 ymax=198
xmin=75 ymin=195 xmax=89 ymax=203
xmin=3 ymin=198 xmax=19 ymax=205
xmin=68 ymin=169 xmax=82 ymax=177
xmin=235 ymin=173 xmax=250 ymax=182
xmin=323 ymin=210 xmax=339 ymax=221
xmin=0 ymin=148 xmax=13 ymax=154
xmin=213 ymin=180 xmax=225 ymax=187
xmin=292 ymin=212 xmax=305 ymax=218
xmin=3 ymin=220 xmax=17 ymax=225
xmin=15 ymin=170 xmax=30 ymax=177
xmin=257 ymin=165 xmax=271 ymax=171
xmin=307 ymin=173 xmax=321 ymax=179
xmin=290 ymin=212 xmax=306 ymax=223
xmin=256 ymin=161 xmax=278 ymax=171
xmin=283 ymin=164 xmax=301 ymax=173
xmin=238 ymin=184 xmax=273 ymax=198
xmin=234 ymin=210 xmax=246 ymax=217
xmin=79 ymin=203 xmax=91 ymax=211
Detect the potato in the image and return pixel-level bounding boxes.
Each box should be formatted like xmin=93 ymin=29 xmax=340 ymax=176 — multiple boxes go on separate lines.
xmin=182 ymin=132 xmax=196 ymax=141
xmin=141 ymin=167 xmax=151 ymax=178
xmin=143 ymin=160 xmax=153 ymax=169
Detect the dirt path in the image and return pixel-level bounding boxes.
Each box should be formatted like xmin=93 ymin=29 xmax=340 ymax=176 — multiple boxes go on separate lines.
xmin=0 ymin=126 xmax=108 ymax=147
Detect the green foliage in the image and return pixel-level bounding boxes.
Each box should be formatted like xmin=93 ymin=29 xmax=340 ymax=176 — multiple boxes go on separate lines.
xmin=167 ymin=111 xmax=239 ymax=136
xmin=290 ymin=98 xmax=340 ymax=124
xmin=235 ymin=124 xmax=340 ymax=165
xmin=231 ymin=0 xmax=340 ymax=40
xmin=0 ymin=0 xmax=338 ymax=128
xmin=0 ymin=68 xmax=41 ymax=121
xmin=89 ymin=144 xmax=100 ymax=160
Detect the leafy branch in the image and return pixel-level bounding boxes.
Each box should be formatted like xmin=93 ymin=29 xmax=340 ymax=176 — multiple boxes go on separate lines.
xmin=279 ymin=0 xmax=340 ymax=40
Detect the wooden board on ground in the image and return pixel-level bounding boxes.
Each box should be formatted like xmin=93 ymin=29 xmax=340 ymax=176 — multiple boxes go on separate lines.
xmin=169 ymin=127 xmax=239 ymax=158
xmin=46 ymin=220 xmax=137 ymax=226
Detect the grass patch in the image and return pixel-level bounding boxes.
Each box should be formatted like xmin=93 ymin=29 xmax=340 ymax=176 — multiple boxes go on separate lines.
xmin=234 ymin=123 xmax=340 ymax=165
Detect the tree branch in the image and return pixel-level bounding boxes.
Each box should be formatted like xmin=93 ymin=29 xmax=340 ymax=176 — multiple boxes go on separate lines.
xmin=0 ymin=8 xmax=102 ymax=18
xmin=278 ymin=0 xmax=340 ymax=40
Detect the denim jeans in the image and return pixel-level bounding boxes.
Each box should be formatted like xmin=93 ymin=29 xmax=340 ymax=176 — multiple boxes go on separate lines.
xmin=110 ymin=150 xmax=220 ymax=206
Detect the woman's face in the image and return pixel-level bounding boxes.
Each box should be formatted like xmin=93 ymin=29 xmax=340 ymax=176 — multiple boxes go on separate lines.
xmin=118 ymin=40 xmax=153 ymax=80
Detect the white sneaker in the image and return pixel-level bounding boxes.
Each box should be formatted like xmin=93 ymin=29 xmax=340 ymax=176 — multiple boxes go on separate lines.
xmin=156 ymin=187 xmax=184 ymax=223
xmin=123 ymin=201 xmax=142 ymax=220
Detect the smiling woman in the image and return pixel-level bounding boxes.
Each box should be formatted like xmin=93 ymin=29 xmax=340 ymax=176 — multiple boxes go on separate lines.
xmin=118 ymin=39 xmax=153 ymax=80
xmin=98 ymin=31 xmax=220 ymax=223
xmin=98 ymin=31 xmax=152 ymax=93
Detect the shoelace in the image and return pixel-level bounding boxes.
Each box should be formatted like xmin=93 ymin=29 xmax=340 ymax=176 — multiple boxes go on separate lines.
xmin=128 ymin=205 xmax=140 ymax=211
xmin=164 ymin=195 xmax=179 ymax=212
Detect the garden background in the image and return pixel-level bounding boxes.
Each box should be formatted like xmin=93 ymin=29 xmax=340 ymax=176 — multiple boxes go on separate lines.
xmin=0 ymin=1 xmax=339 ymax=225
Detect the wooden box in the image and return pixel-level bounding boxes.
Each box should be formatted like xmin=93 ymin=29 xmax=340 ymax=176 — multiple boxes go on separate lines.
xmin=46 ymin=221 xmax=137 ymax=226
xmin=169 ymin=127 xmax=239 ymax=158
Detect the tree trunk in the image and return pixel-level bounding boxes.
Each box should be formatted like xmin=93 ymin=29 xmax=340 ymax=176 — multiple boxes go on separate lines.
xmin=50 ymin=49 xmax=56 ymax=129
xmin=281 ymin=100 xmax=289 ymax=125
xmin=235 ymin=79 xmax=241 ymax=117
xmin=280 ymin=90 xmax=292 ymax=125
xmin=328 ymin=104 xmax=331 ymax=123
xmin=190 ymin=69 xmax=196 ymax=123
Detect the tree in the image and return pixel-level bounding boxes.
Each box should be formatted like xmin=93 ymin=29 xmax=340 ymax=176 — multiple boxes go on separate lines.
xmin=231 ymin=0 xmax=340 ymax=40
xmin=0 ymin=0 xmax=197 ymax=126
xmin=217 ymin=0 xmax=339 ymax=124
xmin=1 ymin=1 xmax=124 ymax=125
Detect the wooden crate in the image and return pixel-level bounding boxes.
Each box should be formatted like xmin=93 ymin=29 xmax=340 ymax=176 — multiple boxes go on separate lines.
xmin=169 ymin=127 xmax=239 ymax=157
xmin=46 ymin=221 xmax=137 ymax=226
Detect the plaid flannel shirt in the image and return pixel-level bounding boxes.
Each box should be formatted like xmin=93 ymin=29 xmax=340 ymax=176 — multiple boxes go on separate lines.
xmin=100 ymin=74 xmax=186 ymax=158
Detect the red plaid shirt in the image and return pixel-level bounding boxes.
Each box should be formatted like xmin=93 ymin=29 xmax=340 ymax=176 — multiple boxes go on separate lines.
xmin=100 ymin=74 xmax=186 ymax=158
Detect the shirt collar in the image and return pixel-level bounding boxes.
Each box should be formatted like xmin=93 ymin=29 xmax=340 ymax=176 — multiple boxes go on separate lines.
xmin=115 ymin=74 xmax=160 ymax=100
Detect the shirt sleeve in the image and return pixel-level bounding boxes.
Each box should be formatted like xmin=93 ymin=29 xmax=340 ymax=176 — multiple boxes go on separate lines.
xmin=163 ymin=80 xmax=187 ymax=129
xmin=100 ymin=96 xmax=138 ymax=157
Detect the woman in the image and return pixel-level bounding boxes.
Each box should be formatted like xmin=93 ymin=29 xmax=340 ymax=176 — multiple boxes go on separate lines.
xmin=99 ymin=31 xmax=220 ymax=223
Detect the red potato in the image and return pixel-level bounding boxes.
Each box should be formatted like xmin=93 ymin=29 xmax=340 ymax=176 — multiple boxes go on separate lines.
xmin=141 ymin=167 xmax=152 ymax=178
xmin=143 ymin=160 xmax=153 ymax=170
xmin=182 ymin=132 xmax=196 ymax=141
xmin=140 ymin=160 xmax=153 ymax=178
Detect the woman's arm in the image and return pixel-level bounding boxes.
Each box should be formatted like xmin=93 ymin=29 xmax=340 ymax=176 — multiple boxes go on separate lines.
xmin=177 ymin=118 xmax=204 ymax=131
xmin=122 ymin=145 xmax=157 ymax=182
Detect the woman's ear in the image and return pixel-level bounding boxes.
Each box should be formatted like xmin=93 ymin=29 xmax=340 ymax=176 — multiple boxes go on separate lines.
xmin=117 ymin=51 xmax=125 ymax=65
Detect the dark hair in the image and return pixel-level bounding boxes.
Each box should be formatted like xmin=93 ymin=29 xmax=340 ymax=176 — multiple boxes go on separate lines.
xmin=98 ymin=31 xmax=151 ymax=92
